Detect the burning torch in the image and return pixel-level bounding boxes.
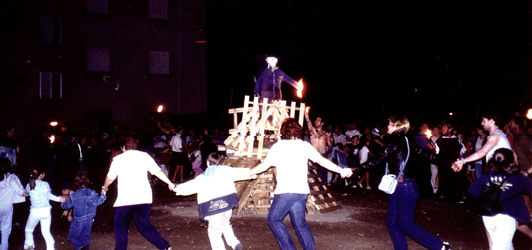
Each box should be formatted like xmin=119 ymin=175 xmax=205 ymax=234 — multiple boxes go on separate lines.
xmin=296 ymin=79 xmax=304 ymax=98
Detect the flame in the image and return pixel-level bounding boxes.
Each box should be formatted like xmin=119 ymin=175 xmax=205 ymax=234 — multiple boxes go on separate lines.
xmin=49 ymin=134 xmax=55 ymax=144
xmin=49 ymin=121 xmax=58 ymax=127
xmin=296 ymin=79 xmax=304 ymax=98
xmin=527 ymin=109 xmax=532 ymax=120
xmin=306 ymin=106 xmax=310 ymax=113
xmin=157 ymin=105 xmax=164 ymax=113
xmin=425 ymin=129 xmax=432 ymax=139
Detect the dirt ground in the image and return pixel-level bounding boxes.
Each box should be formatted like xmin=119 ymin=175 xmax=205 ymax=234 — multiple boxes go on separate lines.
xmin=9 ymin=182 xmax=532 ymax=250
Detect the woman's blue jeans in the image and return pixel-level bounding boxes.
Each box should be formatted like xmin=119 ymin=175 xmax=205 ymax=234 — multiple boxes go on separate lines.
xmin=387 ymin=178 xmax=443 ymax=250
xmin=268 ymin=193 xmax=316 ymax=250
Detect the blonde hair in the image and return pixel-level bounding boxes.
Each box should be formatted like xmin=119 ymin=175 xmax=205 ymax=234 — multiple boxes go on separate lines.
xmin=388 ymin=115 xmax=410 ymax=134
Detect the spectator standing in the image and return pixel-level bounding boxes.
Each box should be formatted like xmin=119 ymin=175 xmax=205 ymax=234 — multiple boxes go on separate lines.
xmin=304 ymin=109 xmax=333 ymax=185
xmin=508 ymin=115 xmax=532 ymax=220
xmin=429 ymin=126 xmax=441 ymax=194
xmin=332 ymin=126 xmax=347 ymax=146
xmin=413 ymin=123 xmax=437 ymax=196
xmin=0 ymin=127 xmax=19 ymax=167
xmin=170 ymin=127 xmax=188 ymax=182
xmin=435 ymin=123 xmax=464 ymax=205
xmin=101 ymin=135 xmax=174 ymax=250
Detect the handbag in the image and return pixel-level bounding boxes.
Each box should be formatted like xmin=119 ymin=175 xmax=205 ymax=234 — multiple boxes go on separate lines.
xmin=378 ymin=137 xmax=410 ymax=194
xmin=378 ymin=174 xmax=398 ymax=194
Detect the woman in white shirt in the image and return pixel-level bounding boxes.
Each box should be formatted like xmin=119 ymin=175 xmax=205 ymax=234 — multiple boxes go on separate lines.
xmin=251 ymin=118 xmax=352 ymax=250
xmin=24 ymin=168 xmax=63 ymax=250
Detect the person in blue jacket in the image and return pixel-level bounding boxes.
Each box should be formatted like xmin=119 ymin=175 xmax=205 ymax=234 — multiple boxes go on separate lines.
xmin=61 ymin=171 xmax=106 ymax=250
xmin=254 ymin=56 xmax=299 ymax=101
xmin=469 ymin=148 xmax=532 ymax=250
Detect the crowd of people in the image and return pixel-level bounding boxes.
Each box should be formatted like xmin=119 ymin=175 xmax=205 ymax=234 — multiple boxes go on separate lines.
xmin=1 ymin=108 xmax=532 ymax=249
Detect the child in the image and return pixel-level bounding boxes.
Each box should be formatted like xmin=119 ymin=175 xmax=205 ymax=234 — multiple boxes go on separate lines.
xmin=61 ymin=170 xmax=106 ymax=250
xmin=174 ymin=152 xmax=251 ymax=250
xmin=0 ymin=157 xmax=26 ymax=250
xmin=468 ymin=148 xmax=532 ymax=250
xmin=24 ymin=168 xmax=64 ymax=250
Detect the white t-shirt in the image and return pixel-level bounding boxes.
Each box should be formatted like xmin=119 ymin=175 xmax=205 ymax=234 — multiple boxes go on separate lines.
xmin=486 ymin=129 xmax=511 ymax=161
xmin=263 ymin=139 xmax=323 ymax=194
xmin=107 ymin=150 xmax=161 ymax=207
xmin=170 ymin=134 xmax=183 ymax=152
xmin=359 ymin=146 xmax=370 ymax=164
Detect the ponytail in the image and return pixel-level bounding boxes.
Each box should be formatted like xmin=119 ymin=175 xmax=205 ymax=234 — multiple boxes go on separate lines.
xmin=28 ymin=168 xmax=43 ymax=190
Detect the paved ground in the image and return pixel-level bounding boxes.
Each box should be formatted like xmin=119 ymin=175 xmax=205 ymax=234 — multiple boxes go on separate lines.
xmin=8 ymin=182 xmax=532 ymax=249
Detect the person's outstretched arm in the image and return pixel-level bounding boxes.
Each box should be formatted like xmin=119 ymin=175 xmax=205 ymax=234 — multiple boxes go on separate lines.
xmin=452 ymin=135 xmax=500 ymax=172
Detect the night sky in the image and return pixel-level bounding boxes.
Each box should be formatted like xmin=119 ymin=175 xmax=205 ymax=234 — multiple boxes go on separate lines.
xmin=206 ymin=1 xmax=530 ymax=128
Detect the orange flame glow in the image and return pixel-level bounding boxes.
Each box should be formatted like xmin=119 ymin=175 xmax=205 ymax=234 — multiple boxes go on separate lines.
xmin=425 ymin=129 xmax=432 ymax=139
xmin=527 ymin=109 xmax=532 ymax=120
xmin=49 ymin=135 xmax=55 ymax=144
xmin=296 ymin=79 xmax=304 ymax=98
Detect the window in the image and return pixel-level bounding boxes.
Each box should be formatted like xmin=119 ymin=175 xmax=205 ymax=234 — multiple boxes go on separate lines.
xmin=148 ymin=0 xmax=168 ymax=20
xmin=40 ymin=72 xmax=62 ymax=99
xmin=86 ymin=0 xmax=108 ymax=15
xmin=149 ymin=51 xmax=170 ymax=75
xmin=87 ymin=48 xmax=110 ymax=72
xmin=40 ymin=17 xmax=62 ymax=45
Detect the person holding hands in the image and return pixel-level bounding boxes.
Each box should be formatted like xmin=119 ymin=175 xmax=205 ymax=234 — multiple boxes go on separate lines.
xmin=250 ymin=118 xmax=352 ymax=250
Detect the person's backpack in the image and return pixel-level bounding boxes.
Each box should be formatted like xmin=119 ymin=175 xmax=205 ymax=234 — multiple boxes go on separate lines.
xmin=477 ymin=175 xmax=509 ymax=216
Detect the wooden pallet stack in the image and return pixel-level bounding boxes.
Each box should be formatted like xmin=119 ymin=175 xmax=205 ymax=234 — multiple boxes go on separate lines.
xmin=222 ymin=95 xmax=306 ymax=159
xmin=221 ymin=149 xmax=341 ymax=216
xmin=306 ymin=163 xmax=341 ymax=214
xmin=219 ymin=95 xmax=340 ymax=215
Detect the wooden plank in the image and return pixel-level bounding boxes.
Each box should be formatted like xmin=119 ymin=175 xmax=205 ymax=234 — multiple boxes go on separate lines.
xmin=246 ymin=96 xmax=260 ymax=157
xmin=298 ymin=103 xmax=306 ymax=126
xmin=290 ymin=101 xmax=296 ymax=118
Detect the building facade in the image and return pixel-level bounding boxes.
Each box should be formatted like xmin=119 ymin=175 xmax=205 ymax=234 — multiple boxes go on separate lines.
xmin=1 ymin=0 xmax=206 ymax=135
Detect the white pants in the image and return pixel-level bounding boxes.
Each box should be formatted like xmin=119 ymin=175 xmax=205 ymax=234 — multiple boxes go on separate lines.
xmin=24 ymin=207 xmax=55 ymax=250
xmin=482 ymin=213 xmax=516 ymax=250
xmin=0 ymin=203 xmax=13 ymax=250
xmin=205 ymin=210 xmax=240 ymax=250
xmin=430 ymin=163 xmax=438 ymax=193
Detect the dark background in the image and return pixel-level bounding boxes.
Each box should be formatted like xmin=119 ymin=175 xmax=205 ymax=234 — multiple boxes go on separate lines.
xmin=206 ymin=0 xmax=531 ymax=128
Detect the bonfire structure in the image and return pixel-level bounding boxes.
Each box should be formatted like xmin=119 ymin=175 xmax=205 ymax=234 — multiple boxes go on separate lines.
xmin=219 ymin=95 xmax=341 ymax=215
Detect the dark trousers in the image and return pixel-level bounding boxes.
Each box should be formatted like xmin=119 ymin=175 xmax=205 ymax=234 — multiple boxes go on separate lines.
xmin=114 ymin=204 xmax=170 ymax=250
xmin=387 ymin=178 xmax=443 ymax=250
